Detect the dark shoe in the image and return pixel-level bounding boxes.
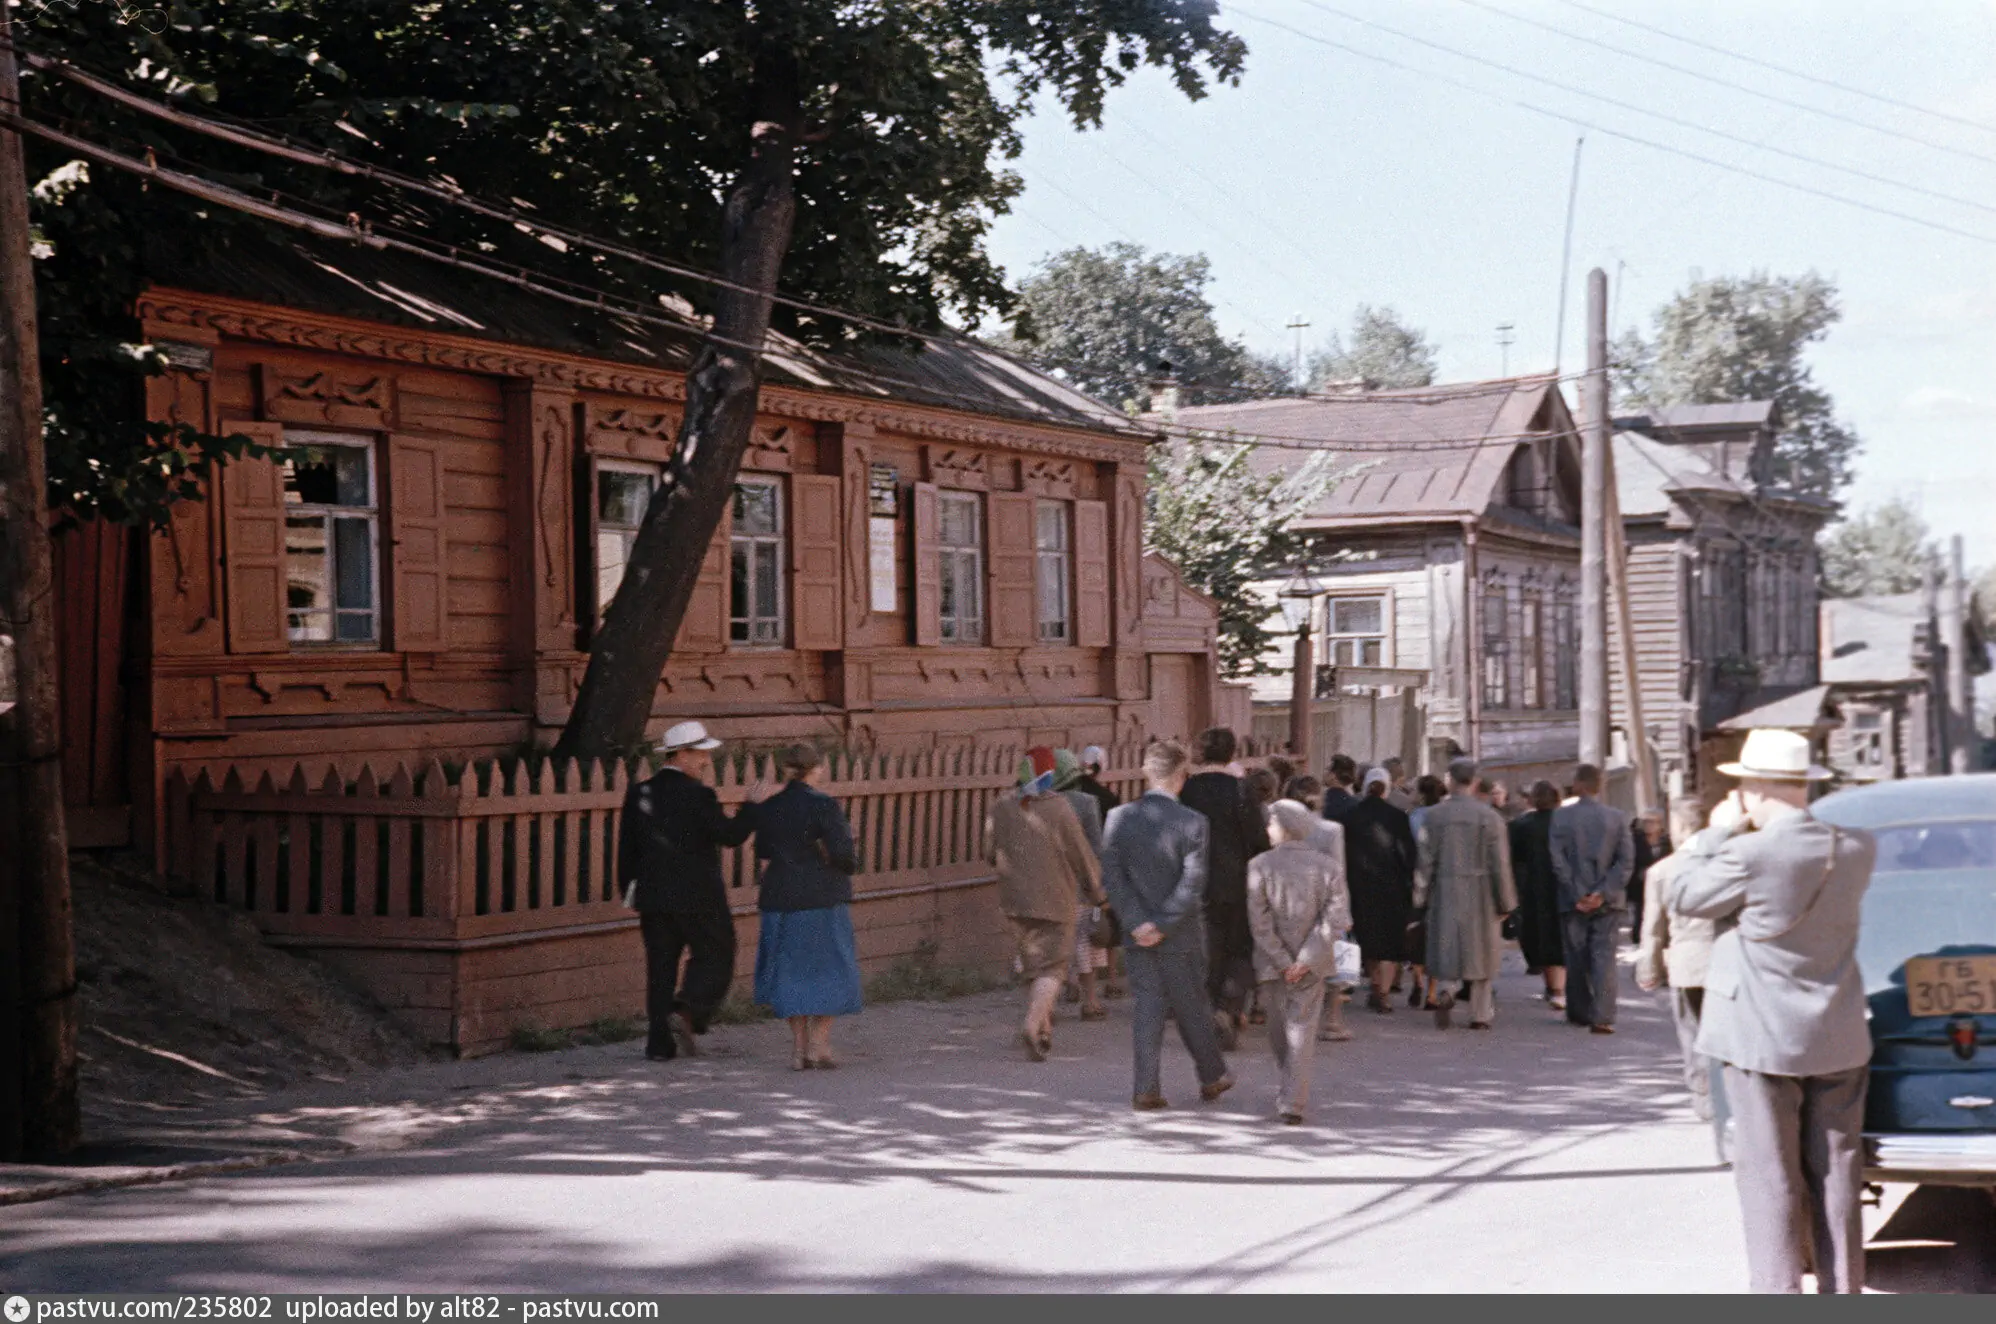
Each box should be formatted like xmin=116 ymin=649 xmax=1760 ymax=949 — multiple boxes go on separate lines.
xmin=1433 ymin=990 xmax=1455 ymax=1030
xmin=668 ymin=1011 xmax=699 ymax=1058
xmin=1279 ymin=1111 xmax=1305 ymax=1126
xmin=808 ymin=1055 xmax=839 ymax=1069
xmin=1199 ymin=1073 xmax=1236 ymax=1103
xmin=645 ymin=1048 xmax=676 ymax=1062
xmin=1590 ymin=1023 xmax=1616 ymax=1035
xmin=1213 ymin=1010 xmax=1240 ymax=1052
xmin=1079 ymin=1005 xmax=1107 ymax=1021
xmin=1469 ymin=1021 xmax=1492 ymax=1031
xmin=1133 ymin=1093 xmax=1170 ymax=1111
xmin=1020 ymin=1028 xmax=1048 ymax=1062
xmin=1407 ymin=983 xmax=1423 ymax=1009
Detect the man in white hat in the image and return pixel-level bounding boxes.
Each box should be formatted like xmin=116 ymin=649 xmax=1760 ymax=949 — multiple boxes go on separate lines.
xmin=1667 ymin=727 xmax=1875 ymax=1293
xmin=617 ymin=721 xmax=767 ymax=1061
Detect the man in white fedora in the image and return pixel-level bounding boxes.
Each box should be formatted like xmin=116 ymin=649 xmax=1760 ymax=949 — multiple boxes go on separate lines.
xmin=617 ymin=721 xmax=767 ymax=1061
xmin=1667 ymin=727 xmax=1875 ymax=1293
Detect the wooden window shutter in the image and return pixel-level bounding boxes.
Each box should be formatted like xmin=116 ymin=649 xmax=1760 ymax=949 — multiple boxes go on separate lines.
xmin=789 ymin=474 xmax=842 ymax=651
xmin=219 ymin=420 xmax=289 ymax=655
xmin=574 ymin=452 xmax=600 ymax=639
xmin=986 ymin=490 xmax=1035 ymax=648
xmin=674 ymin=504 xmax=729 ymax=653
xmin=911 ymin=481 xmax=941 ymax=646
xmin=388 ymin=434 xmax=450 ymax=652
xmin=1073 ymin=497 xmax=1110 ymax=648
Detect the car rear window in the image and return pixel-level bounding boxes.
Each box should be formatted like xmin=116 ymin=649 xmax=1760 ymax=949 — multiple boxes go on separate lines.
xmin=1859 ymin=821 xmax=1996 ymax=992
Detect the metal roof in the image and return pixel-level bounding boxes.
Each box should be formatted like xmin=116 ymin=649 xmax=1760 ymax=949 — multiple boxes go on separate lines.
xmin=1615 ymin=401 xmax=1779 ymax=433
xmin=152 ymin=230 xmax=1140 ymax=437
xmin=1821 ymin=593 xmax=1930 ymax=685
xmin=1160 ymin=376 xmax=1575 ymax=528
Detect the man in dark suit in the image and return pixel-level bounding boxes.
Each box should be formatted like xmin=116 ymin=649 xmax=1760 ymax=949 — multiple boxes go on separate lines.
xmin=1101 ymin=740 xmax=1233 ymax=1111
xmin=617 ymin=721 xmax=766 ymax=1060
xmin=1319 ymin=753 xmax=1362 ymax=821
xmin=1178 ymin=726 xmax=1270 ymax=1048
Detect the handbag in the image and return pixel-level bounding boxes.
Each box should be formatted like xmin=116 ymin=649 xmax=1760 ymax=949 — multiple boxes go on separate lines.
xmin=1091 ymin=905 xmax=1122 ymax=949
xmin=1500 ymin=912 xmax=1519 ymax=941
xmin=1404 ymin=911 xmax=1427 ymax=961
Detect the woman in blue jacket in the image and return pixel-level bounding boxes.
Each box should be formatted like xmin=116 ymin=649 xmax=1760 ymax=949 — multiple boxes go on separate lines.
xmin=754 ymin=743 xmax=863 ymax=1069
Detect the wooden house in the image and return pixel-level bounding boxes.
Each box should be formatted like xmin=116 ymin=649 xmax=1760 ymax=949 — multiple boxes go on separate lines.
xmin=1610 ymin=404 xmax=1835 ymax=800
xmin=1819 ymin=590 xmax=1989 ymax=781
xmin=54 ymin=232 xmax=1226 ymax=861
xmin=1162 ymin=376 xmax=1585 ymax=785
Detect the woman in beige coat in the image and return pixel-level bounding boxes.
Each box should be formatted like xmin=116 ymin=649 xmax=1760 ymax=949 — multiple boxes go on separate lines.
xmin=1248 ymin=800 xmax=1353 ymax=1124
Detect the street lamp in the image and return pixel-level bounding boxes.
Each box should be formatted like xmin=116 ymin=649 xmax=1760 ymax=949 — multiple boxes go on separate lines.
xmin=1276 ymin=567 xmax=1327 ymax=766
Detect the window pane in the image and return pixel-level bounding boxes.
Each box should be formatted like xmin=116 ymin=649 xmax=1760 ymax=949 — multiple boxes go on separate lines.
xmin=598 ymin=471 xmax=653 ymax=528
xmin=1036 ymin=502 xmax=1065 ymax=550
xmin=940 ymin=555 xmax=960 ymax=625
xmin=755 ymin=542 xmax=779 ymax=627
xmin=730 ymin=542 xmax=750 ymax=641
xmin=1333 ymin=598 xmax=1383 ymax=635
xmin=286 ymin=515 xmax=331 ymax=613
xmin=598 ymin=530 xmax=632 ymax=611
xmin=333 ymin=517 xmax=373 ymax=612
xmin=734 ymin=482 xmax=779 ymax=536
xmin=283 ymin=445 xmax=370 ymax=508
xmin=941 ymin=496 xmax=977 ymax=548
xmin=1334 ymin=640 xmax=1354 ymax=666
xmin=333 ymin=448 xmax=371 ymax=507
xmin=335 ymin=611 xmax=374 ymax=643
xmin=1360 ymin=639 xmax=1382 ymax=666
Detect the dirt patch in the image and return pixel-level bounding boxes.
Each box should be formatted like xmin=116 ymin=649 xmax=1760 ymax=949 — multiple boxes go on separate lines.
xmin=71 ymin=860 xmax=436 ymax=1138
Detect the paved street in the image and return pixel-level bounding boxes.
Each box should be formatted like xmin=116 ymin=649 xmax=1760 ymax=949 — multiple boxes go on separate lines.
xmin=2 ymin=951 xmax=1990 ymax=1293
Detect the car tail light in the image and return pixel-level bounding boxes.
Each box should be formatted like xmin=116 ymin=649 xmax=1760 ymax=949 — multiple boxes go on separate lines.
xmin=1949 ymin=1017 xmax=1979 ymax=1061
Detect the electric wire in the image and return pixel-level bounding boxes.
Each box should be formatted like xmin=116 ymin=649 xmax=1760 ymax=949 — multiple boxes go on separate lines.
xmin=1554 ymin=0 xmax=1996 ymax=138
xmin=1226 ymin=7 xmax=1996 ymax=248
xmin=1293 ymin=0 xmax=1996 ymax=210
xmin=1452 ymin=0 xmax=1996 ymax=164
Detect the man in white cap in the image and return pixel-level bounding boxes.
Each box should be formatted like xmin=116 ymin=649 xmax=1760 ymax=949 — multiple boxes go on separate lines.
xmin=1667 ymin=728 xmax=1875 ymax=1294
xmin=617 ymin=721 xmax=766 ymax=1061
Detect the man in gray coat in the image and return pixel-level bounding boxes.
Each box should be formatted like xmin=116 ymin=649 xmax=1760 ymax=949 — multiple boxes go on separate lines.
xmin=1550 ymin=763 xmax=1635 ymax=1033
xmin=1669 ymin=729 xmax=1876 ymax=1294
xmin=1413 ymin=758 xmax=1518 ymax=1029
xmin=1101 ymin=740 xmax=1234 ymax=1111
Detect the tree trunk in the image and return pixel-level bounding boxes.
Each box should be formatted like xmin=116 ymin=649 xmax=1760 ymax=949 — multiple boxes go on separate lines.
xmin=552 ymin=52 xmax=801 ymax=762
xmin=0 ymin=37 xmax=81 ymax=1159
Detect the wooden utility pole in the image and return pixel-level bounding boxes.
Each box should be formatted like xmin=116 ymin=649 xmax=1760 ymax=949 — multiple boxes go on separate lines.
xmin=0 ymin=31 xmax=80 ymax=1159
xmin=1603 ymin=446 xmax=1658 ymax=812
xmin=1578 ymin=267 xmax=1610 ymax=768
xmin=1945 ymin=534 xmax=1971 ymax=774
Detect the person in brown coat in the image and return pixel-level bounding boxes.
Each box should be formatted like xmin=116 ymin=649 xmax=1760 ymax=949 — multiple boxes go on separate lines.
xmin=985 ymin=745 xmax=1103 ymax=1061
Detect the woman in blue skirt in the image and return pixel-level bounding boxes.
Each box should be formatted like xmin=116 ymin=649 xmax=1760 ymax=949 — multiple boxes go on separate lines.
xmin=753 ymin=743 xmax=863 ymax=1069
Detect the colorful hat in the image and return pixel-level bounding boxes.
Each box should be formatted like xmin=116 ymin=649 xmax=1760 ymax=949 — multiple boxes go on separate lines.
xmin=1052 ymin=748 xmax=1084 ymax=791
xmin=1018 ymin=745 xmax=1059 ymax=796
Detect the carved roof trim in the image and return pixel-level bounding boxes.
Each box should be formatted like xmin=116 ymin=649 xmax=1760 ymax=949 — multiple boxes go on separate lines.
xmin=142 ymin=288 xmax=1151 ymax=465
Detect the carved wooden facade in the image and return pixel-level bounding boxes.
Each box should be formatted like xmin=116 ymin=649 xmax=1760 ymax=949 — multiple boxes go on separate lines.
xmin=68 ymin=286 xmax=1223 ymax=859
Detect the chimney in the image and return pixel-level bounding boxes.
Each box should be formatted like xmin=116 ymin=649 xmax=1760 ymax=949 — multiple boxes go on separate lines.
xmin=1148 ymin=360 xmax=1180 ymax=423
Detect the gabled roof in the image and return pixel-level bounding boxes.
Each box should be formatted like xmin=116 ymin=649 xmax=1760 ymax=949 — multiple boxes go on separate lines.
xmin=149 ymin=228 xmax=1139 ymax=437
xmin=1616 ymin=401 xmax=1779 ymax=433
xmin=1822 ymin=593 xmax=1928 ymax=685
xmin=1157 ymin=376 xmax=1577 ymax=529
xmin=1614 ymin=428 xmax=1751 ymax=518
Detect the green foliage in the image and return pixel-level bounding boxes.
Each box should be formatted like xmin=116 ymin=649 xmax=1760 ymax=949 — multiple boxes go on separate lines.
xmin=21 ymin=2 xmax=1247 ymax=521
xmin=580 ymin=1016 xmax=645 ymax=1045
xmin=1614 ymin=271 xmax=1859 ymax=498
xmin=1819 ymin=498 xmax=1936 ymax=598
xmin=864 ymin=940 xmax=1007 ymax=1003
xmin=997 ymin=242 xmax=1289 ymax=409
xmin=1307 ymin=304 xmax=1437 ymax=390
xmin=507 ymin=1023 xmax=572 ymax=1054
xmin=1146 ymin=437 xmax=1338 ymax=677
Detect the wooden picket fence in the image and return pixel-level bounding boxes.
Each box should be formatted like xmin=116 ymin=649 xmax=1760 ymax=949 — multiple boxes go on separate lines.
xmin=163 ymin=742 xmax=1161 ymax=944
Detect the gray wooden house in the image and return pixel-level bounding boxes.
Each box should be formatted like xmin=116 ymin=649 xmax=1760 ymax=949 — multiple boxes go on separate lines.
xmin=1610 ymin=403 xmax=1836 ymax=802
xmin=1165 ymin=375 xmax=1584 ymax=784
xmin=1820 ymin=590 xmax=1989 ymax=781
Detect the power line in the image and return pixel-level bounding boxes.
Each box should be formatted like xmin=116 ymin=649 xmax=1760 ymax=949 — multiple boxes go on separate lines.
xmin=1293 ymin=0 xmax=1996 ymax=210
xmin=1454 ymin=0 xmax=1996 ymax=165
xmin=1554 ymin=0 xmax=1996 ymax=139
xmin=1226 ymin=7 xmax=1996 ymax=248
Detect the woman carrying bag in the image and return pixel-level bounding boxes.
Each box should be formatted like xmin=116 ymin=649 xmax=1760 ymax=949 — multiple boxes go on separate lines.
xmin=753 ymin=744 xmax=864 ymax=1070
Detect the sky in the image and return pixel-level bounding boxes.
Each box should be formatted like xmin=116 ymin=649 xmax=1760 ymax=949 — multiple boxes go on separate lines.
xmin=981 ymin=0 xmax=1996 ymax=569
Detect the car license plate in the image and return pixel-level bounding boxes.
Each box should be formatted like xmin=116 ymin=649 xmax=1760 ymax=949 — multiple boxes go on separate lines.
xmin=1906 ymin=955 xmax=1996 ymax=1017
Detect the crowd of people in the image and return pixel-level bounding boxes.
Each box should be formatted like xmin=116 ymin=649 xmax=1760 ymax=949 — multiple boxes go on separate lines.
xmin=619 ymin=717 xmax=1878 ymax=1293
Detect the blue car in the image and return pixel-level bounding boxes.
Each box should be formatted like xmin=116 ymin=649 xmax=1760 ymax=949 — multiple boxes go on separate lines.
xmin=1812 ymin=775 xmax=1996 ymax=1188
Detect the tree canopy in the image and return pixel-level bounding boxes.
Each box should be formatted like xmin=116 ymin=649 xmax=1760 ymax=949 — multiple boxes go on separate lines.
xmin=21 ymin=2 xmax=1247 ymax=523
xmin=1819 ymin=497 xmax=1935 ymax=599
xmin=997 ymin=242 xmax=1287 ymax=411
xmin=1613 ymin=271 xmax=1860 ymax=499
xmin=1306 ymin=304 xmax=1437 ymax=390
